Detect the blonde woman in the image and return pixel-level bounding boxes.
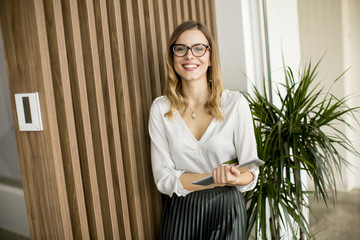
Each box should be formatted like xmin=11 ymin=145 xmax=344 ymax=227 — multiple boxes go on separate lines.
xmin=149 ymin=20 xmax=259 ymax=239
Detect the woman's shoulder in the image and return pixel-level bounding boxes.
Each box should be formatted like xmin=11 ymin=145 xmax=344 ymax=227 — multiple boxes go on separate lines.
xmin=150 ymin=95 xmax=171 ymax=113
xmin=221 ymin=89 xmax=246 ymax=105
xmin=152 ymin=95 xmax=170 ymax=105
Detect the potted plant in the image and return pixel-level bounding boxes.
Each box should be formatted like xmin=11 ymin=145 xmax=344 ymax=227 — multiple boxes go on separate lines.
xmin=243 ymin=60 xmax=360 ymax=239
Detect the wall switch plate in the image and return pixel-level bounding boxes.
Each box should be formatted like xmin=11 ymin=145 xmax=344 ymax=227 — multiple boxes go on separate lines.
xmin=14 ymin=92 xmax=43 ymax=131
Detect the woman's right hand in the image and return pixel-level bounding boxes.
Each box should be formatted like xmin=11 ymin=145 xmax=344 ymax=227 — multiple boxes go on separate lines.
xmin=212 ymin=163 xmax=241 ymax=186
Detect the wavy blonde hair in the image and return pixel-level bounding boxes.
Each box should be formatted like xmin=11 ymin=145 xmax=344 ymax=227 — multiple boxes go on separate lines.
xmin=164 ymin=20 xmax=224 ymax=120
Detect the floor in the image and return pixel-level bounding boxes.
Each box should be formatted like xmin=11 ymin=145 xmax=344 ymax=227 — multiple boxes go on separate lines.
xmin=0 ymin=228 xmax=28 ymax=240
xmin=310 ymin=189 xmax=360 ymax=240
xmin=0 ymin=190 xmax=359 ymax=240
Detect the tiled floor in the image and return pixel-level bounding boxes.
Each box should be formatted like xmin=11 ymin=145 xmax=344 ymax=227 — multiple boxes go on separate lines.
xmin=310 ymin=189 xmax=360 ymax=240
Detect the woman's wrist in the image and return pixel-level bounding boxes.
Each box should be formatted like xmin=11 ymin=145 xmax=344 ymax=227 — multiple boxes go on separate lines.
xmin=234 ymin=171 xmax=254 ymax=186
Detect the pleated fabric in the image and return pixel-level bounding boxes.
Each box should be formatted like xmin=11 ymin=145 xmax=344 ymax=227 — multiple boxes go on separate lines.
xmin=160 ymin=186 xmax=247 ymax=240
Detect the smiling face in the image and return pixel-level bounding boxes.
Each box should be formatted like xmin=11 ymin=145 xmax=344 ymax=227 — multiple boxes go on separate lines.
xmin=173 ymin=29 xmax=211 ymax=84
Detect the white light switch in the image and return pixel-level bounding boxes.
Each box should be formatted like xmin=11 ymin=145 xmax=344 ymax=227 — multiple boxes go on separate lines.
xmin=15 ymin=92 xmax=43 ymax=131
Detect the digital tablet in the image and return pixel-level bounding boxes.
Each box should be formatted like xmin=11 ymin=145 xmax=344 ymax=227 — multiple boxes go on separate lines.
xmin=192 ymin=159 xmax=264 ymax=186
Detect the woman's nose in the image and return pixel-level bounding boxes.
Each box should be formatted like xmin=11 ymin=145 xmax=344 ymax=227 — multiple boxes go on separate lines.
xmin=184 ymin=48 xmax=195 ymax=59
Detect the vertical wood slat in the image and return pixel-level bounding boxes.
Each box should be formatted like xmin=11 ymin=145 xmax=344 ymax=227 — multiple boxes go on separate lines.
xmin=197 ymin=0 xmax=205 ymax=24
xmin=144 ymin=0 xmax=162 ymax=97
xmin=30 ymin=0 xmax=73 ymax=237
xmin=164 ymin=0 xmax=174 ymax=36
xmin=0 ymin=0 xmax=218 ymax=239
xmin=118 ymin=0 xmax=147 ymax=238
xmin=182 ymin=0 xmax=189 ymax=20
xmin=153 ymin=0 xmax=168 ymax=90
xmin=172 ymin=0 xmax=182 ymax=28
xmin=132 ymin=0 xmax=157 ymax=237
xmin=105 ymin=0 xmax=136 ymax=238
xmin=43 ymin=0 xmax=90 ymax=238
xmin=78 ymin=0 xmax=120 ymax=239
xmin=61 ymin=0 xmax=105 ymax=238
xmin=204 ymin=0 xmax=212 ymax=33
xmin=95 ymin=0 xmax=132 ymax=239
xmin=160 ymin=0 xmax=171 ymax=44
xmin=189 ymin=0 xmax=197 ymax=20
xmin=209 ymin=0 xmax=217 ymax=40
xmin=143 ymin=0 xmax=163 ymax=234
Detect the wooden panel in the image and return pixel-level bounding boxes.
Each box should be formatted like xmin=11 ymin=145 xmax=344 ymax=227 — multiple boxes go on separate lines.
xmin=94 ymin=0 xmax=132 ymax=239
xmin=209 ymin=0 xmax=217 ymax=40
xmin=118 ymin=0 xmax=147 ymax=238
xmin=143 ymin=0 xmax=163 ymax=234
xmin=105 ymin=0 xmax=135 ymax=238
xmin=0 ymin=0 xmax=218 ymax=239
xmin=61 ymin=0 xmax=105 ymax=238
xmin=189 ymin=0 xmax=197 ymax=20
xmin=42 ymin=0 xmax=90 ymax=238
xmin=153 ymin=0 xmax=168 ymax=90
xmin=182 ymin=0 xmax=189 ymax=20
xmin=204 ymin=0 xmax=212 ymax=31
xmin=77 ymin=0 xmax=120 ymax=238
xmin=197 ymin=0 xmax=206 ymax=24
xmin=131 ymin=0 xmax=157 ymax=238
xmin=172 ymin=0 xmax=182 ymax=27
xmin=143 ymin=0 xmax=162 ymax=97
xmin=0 ymin=0 xmax=73 ymax=238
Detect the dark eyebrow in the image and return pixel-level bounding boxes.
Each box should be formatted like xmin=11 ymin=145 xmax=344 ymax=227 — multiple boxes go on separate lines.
xmin=173 ymin=43 xmax=209 ymax=46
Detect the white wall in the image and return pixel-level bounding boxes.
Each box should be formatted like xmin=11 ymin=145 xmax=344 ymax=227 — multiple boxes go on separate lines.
xmin=214 ymin=0 xmax=267 ymax=93
xmin=341 ymin=0 xmax=360 ymax=191
xmin=298 ymin=0 xmax=360 ymax=192
xmin=266 ymin=0 xmax=301 ymax=68
xmin=266 ymin=0 xmax=302 ymax=107
xmin=0 ymin=25 xmax=29 ymax=237
xmin=0 ymin=183 xmax=29 ymax=237
xmin=0 ymin=26 xmax=21 ymax=181
xmin=214 ymin=0 xmax=247 ymax=91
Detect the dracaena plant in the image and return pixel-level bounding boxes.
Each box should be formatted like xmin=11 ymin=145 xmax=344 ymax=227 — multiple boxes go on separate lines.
xmin=243 ymin=60 xmax=360 ymax=239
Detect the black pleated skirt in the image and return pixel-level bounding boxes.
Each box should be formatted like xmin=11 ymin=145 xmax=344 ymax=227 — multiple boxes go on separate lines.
xmin=160 ymin=186 xmax=247 ymax=240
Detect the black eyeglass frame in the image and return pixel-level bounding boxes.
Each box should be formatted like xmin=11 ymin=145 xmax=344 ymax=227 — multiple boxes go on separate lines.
xmin=171 ymin=43 xmax=212 ymax=57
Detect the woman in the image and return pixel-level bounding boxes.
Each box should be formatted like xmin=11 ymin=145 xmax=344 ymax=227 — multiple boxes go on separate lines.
xmin=148 ymin=20 xmax=259 ymax=239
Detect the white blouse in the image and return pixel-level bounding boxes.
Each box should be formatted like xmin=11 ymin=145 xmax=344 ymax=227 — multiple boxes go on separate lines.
xmin=148 ymin=89 xmax=259 ymax=197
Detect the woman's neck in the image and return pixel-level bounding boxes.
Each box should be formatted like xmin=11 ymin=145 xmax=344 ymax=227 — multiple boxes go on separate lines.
xmin=181 ymin=79 xmax=209 ymax=104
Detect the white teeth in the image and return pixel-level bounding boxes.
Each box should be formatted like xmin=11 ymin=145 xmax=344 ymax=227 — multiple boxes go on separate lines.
xmin=184 ymin=64 xmax=197 ymax=68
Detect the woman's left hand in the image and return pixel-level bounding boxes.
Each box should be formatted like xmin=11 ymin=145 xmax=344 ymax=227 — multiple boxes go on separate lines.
xmin=212 ymin=163 xmax=241 ymax=185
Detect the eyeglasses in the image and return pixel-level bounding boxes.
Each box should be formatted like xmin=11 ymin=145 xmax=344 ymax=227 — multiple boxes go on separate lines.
xmin=172 ymin=43 xmax=211 ymax=57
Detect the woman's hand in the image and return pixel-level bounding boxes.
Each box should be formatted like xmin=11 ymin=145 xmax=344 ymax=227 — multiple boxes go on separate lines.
xmin=212 ymin=163 xmax=241 ymax=185
xmin=180 ymin=164 xmax=255 ymax=191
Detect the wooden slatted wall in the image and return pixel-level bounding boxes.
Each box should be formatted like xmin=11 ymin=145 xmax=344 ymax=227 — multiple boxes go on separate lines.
xmin=0 ymin=0 xmax=217 ymax=239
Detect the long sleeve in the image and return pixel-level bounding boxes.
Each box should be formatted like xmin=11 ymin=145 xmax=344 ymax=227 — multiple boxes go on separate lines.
xmin=234 ymin=94 xmax=260 ymax=192
xmin=148 ymin=98 xmax=192 ymax=197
